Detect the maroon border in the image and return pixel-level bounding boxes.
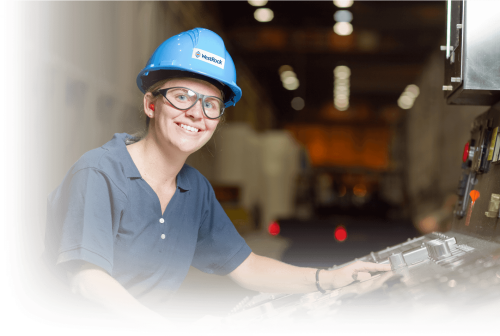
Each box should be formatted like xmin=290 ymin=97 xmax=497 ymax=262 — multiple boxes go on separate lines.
xmin=0 ymin=0 xmax=500 ymax=335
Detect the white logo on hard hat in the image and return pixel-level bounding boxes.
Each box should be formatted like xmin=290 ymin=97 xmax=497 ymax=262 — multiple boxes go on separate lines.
xmin=192 ymin=48 xmax=225 ymax=69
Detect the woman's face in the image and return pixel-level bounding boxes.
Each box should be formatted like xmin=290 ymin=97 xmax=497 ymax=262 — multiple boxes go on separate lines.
xmin=148 ymin=78 xmax=222 ymax=155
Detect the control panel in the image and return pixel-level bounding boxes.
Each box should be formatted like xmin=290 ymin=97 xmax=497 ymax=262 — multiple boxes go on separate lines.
xmin=226 ymin=231 xmax=500 ymax=326
xmin=453 ymin=102 xmax=500 ymax=239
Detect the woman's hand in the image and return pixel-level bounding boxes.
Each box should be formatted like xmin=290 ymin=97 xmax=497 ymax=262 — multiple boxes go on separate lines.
xmin=320 ymin=261 xmax=392 ymax=290
xmin=229 ymin=253 xmax=391 ymax=294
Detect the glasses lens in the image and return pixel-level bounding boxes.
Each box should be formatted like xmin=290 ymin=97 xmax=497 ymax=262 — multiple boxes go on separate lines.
xmin=163 ymin=88 xmax=224 ymax=119
xmin=166 ymin=88 xmax=198 ymax=109
xmin=203 ymin=97 xmax=224 ymax=118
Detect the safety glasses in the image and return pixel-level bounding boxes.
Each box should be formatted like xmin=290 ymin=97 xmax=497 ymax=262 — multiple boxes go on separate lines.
xmin=155 ymin=87 xmax=225 ymax=119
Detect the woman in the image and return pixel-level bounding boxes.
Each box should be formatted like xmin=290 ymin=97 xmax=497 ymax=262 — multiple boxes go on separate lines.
xmin=45 ymin=28 xmax=390 ymax=323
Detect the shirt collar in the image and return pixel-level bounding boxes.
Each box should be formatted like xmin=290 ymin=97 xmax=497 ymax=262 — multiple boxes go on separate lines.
xmin=105 ymin=133 xmax=191 ymax=191
xmin=176 ymin=165 xmax=191 ymax=191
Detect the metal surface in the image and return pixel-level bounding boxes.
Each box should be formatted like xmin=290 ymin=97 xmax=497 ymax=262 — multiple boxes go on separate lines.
xmin=425 ymin=239 xmax=452 ymax=260
xmin=444 ymin=0 xmax=500 ymax=105
xmin=226 ymin=231 xmax=500 ymax=325
xmin=388 ymin=252 xmax=406 ymax=270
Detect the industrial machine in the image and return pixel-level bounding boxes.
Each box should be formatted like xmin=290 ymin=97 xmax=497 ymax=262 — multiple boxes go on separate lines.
xmin=222 ymin=1 xmax=500 ymax=330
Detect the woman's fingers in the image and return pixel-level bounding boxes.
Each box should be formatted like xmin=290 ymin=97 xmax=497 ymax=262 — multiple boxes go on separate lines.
xmin=351 ymin=261 xmax=391 ymax=273
xmin=354 ymin=271 xmax=371 ymax=281
xmin=330 ymin=261 xmax=392 ymax=289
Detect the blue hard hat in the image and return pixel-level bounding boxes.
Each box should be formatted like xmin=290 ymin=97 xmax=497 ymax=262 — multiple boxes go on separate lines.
xmin=136 ymin=28 xmax=242 ymax=108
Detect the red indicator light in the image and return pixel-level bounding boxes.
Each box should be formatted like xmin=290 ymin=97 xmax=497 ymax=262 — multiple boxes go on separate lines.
xmin=268 ymin=221 xmax=280 ymax=236
xmin=463 ymin=142 xmax=470 ymax=162
xmin=334 ymin=225 xmax=347 ymax=242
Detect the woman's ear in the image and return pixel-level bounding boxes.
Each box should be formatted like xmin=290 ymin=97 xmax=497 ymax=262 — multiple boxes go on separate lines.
xmin=143 ymin=93 xmax=155 ymax=118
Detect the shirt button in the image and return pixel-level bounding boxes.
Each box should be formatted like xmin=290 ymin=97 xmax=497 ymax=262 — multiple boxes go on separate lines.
xmin=159 ymin=218 xmax=165 ymax=224
xmin=161 ymin=234 xmax=165 ymax=239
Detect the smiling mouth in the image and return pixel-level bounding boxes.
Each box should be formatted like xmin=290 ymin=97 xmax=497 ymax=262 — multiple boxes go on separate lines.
xmin=176 ymin=123 xmax=201 ymax=133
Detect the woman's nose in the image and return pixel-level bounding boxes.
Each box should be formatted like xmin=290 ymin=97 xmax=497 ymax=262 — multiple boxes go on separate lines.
xmin=186 ymin=99 xmax=204 ymax=119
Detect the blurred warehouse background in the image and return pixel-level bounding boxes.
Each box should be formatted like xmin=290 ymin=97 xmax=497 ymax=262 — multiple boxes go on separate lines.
xmin=6 ymin=0 xmax=492 ymax=324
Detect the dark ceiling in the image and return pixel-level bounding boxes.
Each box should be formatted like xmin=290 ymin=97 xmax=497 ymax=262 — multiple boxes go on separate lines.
xmin=213 ymin=1 xmax=446 ymax=127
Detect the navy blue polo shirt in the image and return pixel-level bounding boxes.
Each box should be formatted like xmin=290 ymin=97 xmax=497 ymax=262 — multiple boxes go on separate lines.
xmin=45 ymin=133 xmax=252 ymax=307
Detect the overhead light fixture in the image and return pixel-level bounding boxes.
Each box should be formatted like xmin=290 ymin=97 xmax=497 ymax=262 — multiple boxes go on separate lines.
xmin=333 ymin=0 xmax=353 ymax=8
xmin=280 ymin=70 xmax=296 ymax=81
xmin=334 ymin=22 xmax=353 ymax=36
xmin=405 ymin=84 xmax=420 ymax=99
xmin=278 ymin=65 xmax=293 ymax=74
xmin=283 ymin=78 xmax=300 ymax=90
xmin=334 ymin=10 xmax=353 ymax=23
xmin=334 ymin=65 xmax=351 ymax=111
xmin=334 ymin=65 xmax=351 ymax=79
xmin=254 ymin=8 xmax=274 ymax=22
xmin=248 ymin=0 xmax=268 ymax=6
xmin=397 ymin=84 xmax=420 ymax=109
xmin=279 ymin=66 xmax=299 ymax=90
xmin=291 ymin=97 xmax=305 ymax=111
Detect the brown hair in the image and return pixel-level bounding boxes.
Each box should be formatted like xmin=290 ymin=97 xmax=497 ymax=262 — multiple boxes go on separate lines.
xmin=126 ymin=79 xmax=170 ymax=144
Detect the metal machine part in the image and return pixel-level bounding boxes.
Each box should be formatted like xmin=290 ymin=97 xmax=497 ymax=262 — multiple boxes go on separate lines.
xmin=388 ymin=252 xmax=406 ymax=270
xmin=226 ymin=231 xmax=500 ymax=325
xmin=425 ymin=239 xmax=452 ymax=261
xmin=443 ymin=0 xmax=500 ymax=105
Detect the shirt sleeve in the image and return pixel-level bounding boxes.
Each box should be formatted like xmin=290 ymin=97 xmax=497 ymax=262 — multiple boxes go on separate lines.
xmin=48 ymin=168 xmax=126 ymax=275
xmin=191 ymin=186 xmax=252 ymax=275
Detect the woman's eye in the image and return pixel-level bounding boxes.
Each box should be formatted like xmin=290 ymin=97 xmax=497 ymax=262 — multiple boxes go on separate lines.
xmin=176 ymin=95 xmax=188 ymax=101
xmin=204 ymin=101 xmax=214 ymax=109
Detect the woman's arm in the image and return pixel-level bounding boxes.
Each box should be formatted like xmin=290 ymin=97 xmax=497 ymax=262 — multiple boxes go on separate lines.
xmin=69 ymin=262 xmax=168 ymax=324
xmin=228 ymin=252 xmax=391 ymax=293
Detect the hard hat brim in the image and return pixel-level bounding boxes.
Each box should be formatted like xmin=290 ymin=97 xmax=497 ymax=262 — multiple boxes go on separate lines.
xmin=137 ymin=67 xmax=241 ymax=108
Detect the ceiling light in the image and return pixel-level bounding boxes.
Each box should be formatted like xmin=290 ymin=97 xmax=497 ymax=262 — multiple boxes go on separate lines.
xmin=397 ymin=84 xmax=419 ymax=109
xmin=291 ymin=97 xmax=305 ymax=110
xmin=405 ymin=84 xmax=420 ymax=98
xmin=283 ymin=76 xmax=297 ymax=85
xmin=248 ymin=0 xmax=268 ymax=6
xmin=335 ymin=101 xmax=349 ymax=107
xmin=254 ymin=8 xmax=274 ymax=22
xmin=335 ymin=94 xmax=349 ymax=102
xmin=278 ymin=65 xmax=293 ymax=74
xmin=334 ymin=65 xmax=350 ymax=111
xmin=335 ymin=87 xmax=350 ymax=95
xmin=335 ymin=101 xmax=349 ymax=110
xmin=334 ymin=10 xmax=353 ymax=23
xmin=398 ymin=96 xmax=413 ymax=109
xmin=334 ymin=65 xmax=351 ymax=79
xmin=283 ymin=78 xmax=300 ymax=90
xmin=334 ymin=22 xmax=353 ymax=36
xmin=334 ymin=79 xmax=350 ymax=86
xmin=280 ymin=70 xmax=296 ymax=81
xmin=333 ymin=0 xmax=353 ymax=8
xmin=402 ymin=91 xmax=417 ymax=100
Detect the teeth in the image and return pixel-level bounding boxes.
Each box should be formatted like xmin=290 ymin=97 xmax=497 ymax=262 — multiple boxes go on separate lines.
xmin=180 ymin=124 xmax=199 ymax=132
